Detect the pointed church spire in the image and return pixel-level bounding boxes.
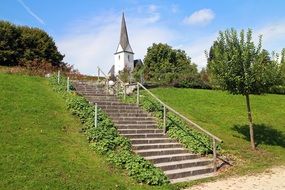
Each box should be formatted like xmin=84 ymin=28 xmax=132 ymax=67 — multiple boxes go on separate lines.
xmin=118 ymin=12 xmax=133 ymax=53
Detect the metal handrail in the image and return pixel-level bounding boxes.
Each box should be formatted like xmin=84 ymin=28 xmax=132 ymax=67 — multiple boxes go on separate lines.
xmin=137 ymin=82 xmax=222 ymax=143
xmin=97 ymin=66 xmax=108 ymax=79
xmin=136 ymin=82 xmax=222 ymax=171
xmin=97 ymin=66 xmax=109 ymax=93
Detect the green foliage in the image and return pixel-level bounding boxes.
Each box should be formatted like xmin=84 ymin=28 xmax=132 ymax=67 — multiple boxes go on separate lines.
xmin=207 ymin=28 xmax=282 ymax=95
xmin=142 ymin=43 xmax=198 ymax=86
xmin=280 ymin=48 xmax=285 ymax=85
xmin=1 ymin=73 xmax=176 ymax=190
xmin=49 ymin=75 xmax=169 ymax=185
xmin=0 ymin=20 xmax=68 ymax=71
xmin=124 ymin=92 xmax=217 ymax=155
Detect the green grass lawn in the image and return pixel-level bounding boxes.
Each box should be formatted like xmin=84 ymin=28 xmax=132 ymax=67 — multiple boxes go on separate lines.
xmin=149 ymin=88 xmax=285 ymax=175
xmin=0 ymin=73 xmax=174 ymax=190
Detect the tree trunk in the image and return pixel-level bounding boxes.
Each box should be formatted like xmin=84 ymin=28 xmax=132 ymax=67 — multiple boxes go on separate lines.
xmin=245 ymin=94 xmax=255 ymax=150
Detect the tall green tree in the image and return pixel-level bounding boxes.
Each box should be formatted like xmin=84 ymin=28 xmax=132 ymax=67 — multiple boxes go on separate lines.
xmin=143 ymin=43 xmax=198 ymax=85
xmin=207 ymin=28 xmax=281 ymax=150
xmin=0 ymin=20 xmax=64 ymax=68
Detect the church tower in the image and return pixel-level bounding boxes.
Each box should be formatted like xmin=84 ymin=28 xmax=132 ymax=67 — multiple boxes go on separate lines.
xmin=114 ymin=13 xmax=134 ymax=75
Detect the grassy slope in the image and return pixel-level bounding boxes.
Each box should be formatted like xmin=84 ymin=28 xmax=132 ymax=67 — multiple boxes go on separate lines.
xmin=149 ymin=88 xmax=285 ymax=175
xmin=0 ymin=73 xmax=173 ymax=190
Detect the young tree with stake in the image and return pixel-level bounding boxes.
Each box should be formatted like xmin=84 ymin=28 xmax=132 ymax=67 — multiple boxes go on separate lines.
xmin=207 ymin=28 xmax=281 ymax=150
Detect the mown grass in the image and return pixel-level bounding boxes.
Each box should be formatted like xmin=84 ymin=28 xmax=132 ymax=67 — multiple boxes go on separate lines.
xmin=148 ymin=88 xmax=285 ymax=176
xmin=0 ymin=73 xmax=174 ymax=190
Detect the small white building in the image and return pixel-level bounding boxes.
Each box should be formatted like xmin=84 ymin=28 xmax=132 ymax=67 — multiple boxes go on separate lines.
xmin=114 ymin=13 xmax=134 ymax=75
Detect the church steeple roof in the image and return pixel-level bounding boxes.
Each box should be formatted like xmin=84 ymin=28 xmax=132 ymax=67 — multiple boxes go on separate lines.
xmin=116 ymin=13 xmax=133 ymax=54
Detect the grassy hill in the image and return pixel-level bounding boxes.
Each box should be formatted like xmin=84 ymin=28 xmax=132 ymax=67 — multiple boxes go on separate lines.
xmin=149 ymin=88 xmax=285 ymax=175
xmin=0 ymin=73 xmax=173 ymax=190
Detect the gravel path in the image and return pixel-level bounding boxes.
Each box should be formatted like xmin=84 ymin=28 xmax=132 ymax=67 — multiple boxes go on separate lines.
xmin=186 ymin=166 xmax=285 ymax=190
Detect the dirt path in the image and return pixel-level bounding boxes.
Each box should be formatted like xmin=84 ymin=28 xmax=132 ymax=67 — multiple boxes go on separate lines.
xmin=186 ymin=166 xmax=285 ymax=190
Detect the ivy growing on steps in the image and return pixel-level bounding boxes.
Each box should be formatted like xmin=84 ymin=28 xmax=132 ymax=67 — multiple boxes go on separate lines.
xmin=122 ymin=91 xmax=221 ymax=155
xmin=49 ymin=75 xmax=169 ymax=185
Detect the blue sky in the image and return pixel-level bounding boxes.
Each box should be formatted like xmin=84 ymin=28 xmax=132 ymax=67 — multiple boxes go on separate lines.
xmin=2 ymin=0 xmax=285 ymax=74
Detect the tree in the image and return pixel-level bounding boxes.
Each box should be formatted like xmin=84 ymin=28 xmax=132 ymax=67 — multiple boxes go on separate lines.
xmin=207 ymin=28 xmax=281 ymax=150
xmin=0 ymin=20 xmax=65 ymax=68
xmin=19 ymin=26 xmax=64 ymax=66
xmin=143 ymin=43 xmax=198 ymax=85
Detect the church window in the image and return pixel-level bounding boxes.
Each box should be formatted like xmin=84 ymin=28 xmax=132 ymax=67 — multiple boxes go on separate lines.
xmin=128 ymin=55 xmax=130 ymax=61
xmin=118 ymin=55 xmax=120 ymax=60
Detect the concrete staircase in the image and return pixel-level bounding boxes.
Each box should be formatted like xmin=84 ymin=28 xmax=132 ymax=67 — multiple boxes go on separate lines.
xmin=72 ymin=80 xmax=216 ymax=183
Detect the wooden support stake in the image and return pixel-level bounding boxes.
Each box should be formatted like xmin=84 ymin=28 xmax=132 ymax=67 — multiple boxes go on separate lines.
xmin=163 ymin=105 xmax=166 ymax=134
xmin=213 ymin=138 xmax=217 ymax=172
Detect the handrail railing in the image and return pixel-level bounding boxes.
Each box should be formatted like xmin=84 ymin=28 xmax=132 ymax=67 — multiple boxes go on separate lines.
xmin=136 ymin=82 xmax=222 ymax=171
xmin=136 ymin=82 xmax=222 ymax=142
xmin=97 ymin=66 xmax=108 ymax=79
xmin=97 ymin=66 xmax=109 ymax=93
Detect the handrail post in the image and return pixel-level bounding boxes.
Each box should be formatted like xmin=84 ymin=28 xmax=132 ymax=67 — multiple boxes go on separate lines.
xmin=57 ymin=70 xmax=60 ymax=84
xmin=67 ymin=77 xmax=70 ymax=92
xmin=136 ymin=83 xmax=139 ymax=106
xmin=163 ymin=105 xmax=166 ymax=134
xmin=213 ymin=138 xmax=217 ymax=172
xmin=94 ymin=103 xmax=98 ymax=128
xmin=106 ymin=78 xmax=109 ymax=95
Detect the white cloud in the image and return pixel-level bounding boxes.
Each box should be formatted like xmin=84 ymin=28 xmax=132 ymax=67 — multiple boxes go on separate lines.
xmin=17 ymin=0 xmax=45 ymax=25
xmin=255 ymin=21 xmax=285 ymax=52
xmin=177 ymin=33 xmax=218 ymax=69
xmin=148 ymin=4 xmax=158 ymax=13
xmin=171 ymin=4 xmax=179 ymax=14
xmin=57 ymin=12 xmax=174 ymax=75
xmin=183 ymin=9 xmax=215 ymax=26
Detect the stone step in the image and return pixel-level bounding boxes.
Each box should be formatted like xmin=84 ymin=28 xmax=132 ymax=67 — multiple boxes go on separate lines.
xmin=84 ymin=94 xmax=116 ymax=98
xmin=114 ymin=120 xmax=157 ymax=125
xmin=79 ymin=92 xmax=109 ymax=96
xmin=130 ymin=137 xmax=176 ymax=144
xmin=111 ymin=116 xmax=155 ymax=121
xmin=103 ymin=109 xmax=144 ymax=113
xmin=135 ymin=148 xmax=188 ymax=157
xmin=154 ymin=158 xmax=213 ymax=171
xmin=91 ymin=99 xmax=120 ymax=104
xmin=145 ymin=153 xmax=200 ymax=164
xmin=116 ymin=125 xmax=158 ymax=130
xmin=123 ymin=133 xmax=166 ymax=139
xmin=86 ymin=98 xmax=118 ymax=102
xmin=132 ymin=143 xmax=182 ymax=150
xmin=170 ymin=173 xmax=215 ymax=183
xmin=165 ymin=165 xmax=214 ymax=179
xmin=118 ymin=129 xmax=163 ymax=134
xmin=99 ymin=105 xmax=139 ymax=110
xmin=108 ymin=113 xmax=150 ymax=117
xmin=95 ymin=101 xmax=135 ymax=106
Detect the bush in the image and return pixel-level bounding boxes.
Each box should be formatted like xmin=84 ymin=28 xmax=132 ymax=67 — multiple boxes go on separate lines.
xmin=268 ymin=85 xmax=285 ymax=94
xmin=49 ymin=75 xmax=169 ymax=185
